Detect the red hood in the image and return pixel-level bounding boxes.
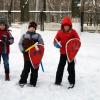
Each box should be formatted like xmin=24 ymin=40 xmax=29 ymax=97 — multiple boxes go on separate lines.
xmin=61 ymin=16 xmax=72 ymax=26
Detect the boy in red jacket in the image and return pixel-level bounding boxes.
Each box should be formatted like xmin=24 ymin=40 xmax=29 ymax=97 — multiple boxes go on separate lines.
xmin=0 ymin=17 xmax=14 ymax=81
xmin=54 ymin=16 xmax=80 ymax=88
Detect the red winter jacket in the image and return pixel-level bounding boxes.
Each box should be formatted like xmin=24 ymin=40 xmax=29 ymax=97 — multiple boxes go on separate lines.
xmin=0 ymin=29 xmax=14 ymax=54
xmin=54 ymin=16 xmax=80 ymax=54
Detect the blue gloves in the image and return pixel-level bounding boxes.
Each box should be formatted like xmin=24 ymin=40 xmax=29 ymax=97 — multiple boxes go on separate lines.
xmin=54 ymin=42 xmax=61 ymax=48
xmin=54 ymin=38 xmax=62 ymax=48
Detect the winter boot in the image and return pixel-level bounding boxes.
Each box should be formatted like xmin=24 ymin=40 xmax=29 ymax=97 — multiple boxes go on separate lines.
xmin=5 ymin=73 xmax=10 ymax=81
xmin=68 ymin=84 xmax=75 ymax=89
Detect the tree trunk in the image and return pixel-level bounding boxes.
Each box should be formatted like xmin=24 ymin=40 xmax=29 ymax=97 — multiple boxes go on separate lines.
xmin=35 ymin=0 xmax=39 ymax=22
xmin=8 ymin=0 xmax=13 ymax=26
xmin=80 ymin=0 xmax=85 ymax=32
xmin=20 ymin=0 xmax=29 ymax=22
xmin=95 ymin=0 xmax=98 ymax=32
xmin=72 ymin=0 xmax=80 ymax=18
xmin=40 ymin=0 xmax=46 ymax=31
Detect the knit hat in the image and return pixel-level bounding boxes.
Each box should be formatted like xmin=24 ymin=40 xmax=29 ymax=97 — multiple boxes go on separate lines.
xmin=28 ymin=21 xmax=37 ymax=29
xmin=0 ymin=17 xmax=9 ymax=30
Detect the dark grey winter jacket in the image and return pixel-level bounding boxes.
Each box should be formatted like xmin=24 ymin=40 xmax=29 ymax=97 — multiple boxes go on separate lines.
xmin=19 ymin=32 xmax=44 ymax=60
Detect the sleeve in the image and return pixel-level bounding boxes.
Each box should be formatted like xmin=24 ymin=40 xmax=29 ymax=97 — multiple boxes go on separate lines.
xmin=53 ymin=30 xmax=61 ymax=45
xmin=38 ymin=34 xmax=44 ymax=45
xmin=19 ymin=34 xmax=24 ymax=52
xmin=72 ymin=30 xmax=80 ymax=40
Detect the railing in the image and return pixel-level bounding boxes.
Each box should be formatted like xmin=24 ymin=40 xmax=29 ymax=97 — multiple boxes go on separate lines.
xmin=0 ymin=10 xmax=71 ymax=31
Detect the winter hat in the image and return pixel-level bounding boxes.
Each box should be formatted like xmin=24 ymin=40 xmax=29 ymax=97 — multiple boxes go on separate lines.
xmin=0 ymin=17 xmax=9 ymax=30
xmin=61 ymin=16 xmax=72 ymax=26
xmin=28 ymin=21 xmax=37 ymax=29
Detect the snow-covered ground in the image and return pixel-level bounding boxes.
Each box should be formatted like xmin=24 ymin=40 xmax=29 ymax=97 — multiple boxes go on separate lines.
xmin=0 ymin=25 xmax=100 ymax=100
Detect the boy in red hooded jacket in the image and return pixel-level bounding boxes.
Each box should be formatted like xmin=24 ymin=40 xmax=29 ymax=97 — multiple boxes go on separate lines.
xmin=0 ymin=17 xmax=14 ymax=81
xmin=54 ymin=16 xmax=80 ymax=88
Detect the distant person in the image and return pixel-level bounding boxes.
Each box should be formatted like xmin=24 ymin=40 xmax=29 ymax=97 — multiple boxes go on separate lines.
xmin=0 ymin=17 xmax=14 ymax=81
xmin=53 ymin=16 xmax=80 ymax=88
xmin=18 ymin=21 xmax=44 ymax=87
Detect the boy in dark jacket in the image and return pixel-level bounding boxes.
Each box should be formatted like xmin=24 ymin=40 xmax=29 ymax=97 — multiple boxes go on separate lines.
xmin=19 ymin=21 xmax=44 ymax=87
xmin=54 ymin=16 xmax=80 ymax=88
xmin=0 ymin=17 xmax=14 ymax=81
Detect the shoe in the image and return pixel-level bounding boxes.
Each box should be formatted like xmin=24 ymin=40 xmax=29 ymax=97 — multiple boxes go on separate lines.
xmin=19 ymin=83 xmax=26 ymax=87
xmin=68 ymin=84 xmax=75 ymax=89
xmin=18 ymin=81 xmax=27 ymax=87
xmin=5 ymin=73 xmax=10 ymax=81
xmin=27 ymin=83 xmax=36 ymax=87
xmin=55 ymin=82 xmax=61 ymax=85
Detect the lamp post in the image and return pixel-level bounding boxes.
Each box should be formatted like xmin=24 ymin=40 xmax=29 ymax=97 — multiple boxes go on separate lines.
xmin=80 ymin=0 xmax=85 ymax=32
xmin=40 ymin=0 xmax=46 ymax=31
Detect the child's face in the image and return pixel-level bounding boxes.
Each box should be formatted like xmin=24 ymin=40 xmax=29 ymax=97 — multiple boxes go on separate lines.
xmin=0 ymin=24 xmax=6 ymax=30
xmin=28 ymin=27 xmax=35 ymax=32
xmin=64 ymin=25 xmax=70 ymax=32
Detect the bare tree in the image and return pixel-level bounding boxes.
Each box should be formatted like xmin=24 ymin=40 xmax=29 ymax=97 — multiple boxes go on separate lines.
xmin=35 ymin=0 xmax=39 ymax=22
xmin=40 ymin=0 xmax=46 ymax=31
xmin=72 ymin=0 xmax=80 ymax=18
xmin=8 ymin=0 xmax=13 ymax=26
xmin=46 ymin=0 xmax=71 ymax=22
xmin=20 ymin=0 xmax=29 ymax=22
xmin=80 ymin=0 xmax=85 ymax=32
xmin=47 ymin=0 xmax=70 ymax=11
xmin=94 ymin=0 xmax=99 ymax=32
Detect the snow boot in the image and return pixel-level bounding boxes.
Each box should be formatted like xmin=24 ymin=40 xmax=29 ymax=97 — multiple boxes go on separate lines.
xmin=27 ymin=83 xmax=36 ymax=87
xmin=55 ymin=81 xmax=61 ymax=85
xmin=5 ymin=73 xmax=10 ymax=81
xmin=18 ymin=80 xmax=27 ymax=88
xmin=68 ymin=84 xmax=75 ymax=89
xmin=19 ymin=83 xmax=26 ymax=87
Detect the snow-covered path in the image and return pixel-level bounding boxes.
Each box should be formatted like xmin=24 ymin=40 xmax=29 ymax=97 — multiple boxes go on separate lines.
xmin=0 ymin=27 xmax=100 ymax=100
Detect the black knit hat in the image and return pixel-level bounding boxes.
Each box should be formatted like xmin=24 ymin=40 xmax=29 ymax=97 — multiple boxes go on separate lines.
xmin=28 ymin=21 xmax=37 ymax=29
xmin=0 ymin=17 xmax=9 ymax=30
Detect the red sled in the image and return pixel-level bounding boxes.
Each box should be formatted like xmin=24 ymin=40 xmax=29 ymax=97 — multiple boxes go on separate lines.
xmin=66 ymin=38 xmax=81 ymax=62
xmin=28 ymin=44 xmax=44 ymax=69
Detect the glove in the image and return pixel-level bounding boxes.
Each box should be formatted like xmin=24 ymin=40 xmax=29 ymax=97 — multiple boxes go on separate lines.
xmin=5 ymin=40 xmax=10 ymax=45
xmin=2 ymin=35 xmax=10 ymax=44
xmin=22 ymin=50 xmax=25 ymax=53
xmin=2 ymin=35 xmax=7 ymax=42
xmin=22 ymin=49 xmax=28 ymax=54
xmin=54 ymin=42 xmax=62 ymax=48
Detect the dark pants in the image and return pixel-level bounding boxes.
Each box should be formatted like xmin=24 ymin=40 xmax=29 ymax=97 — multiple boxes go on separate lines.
xmin=0 ymin=53 xmax=9 ymax=74
xmin=55 ymin=54 xmax=75 ymax=85
xmin=19 ymin=60 xmax=39 ymax=86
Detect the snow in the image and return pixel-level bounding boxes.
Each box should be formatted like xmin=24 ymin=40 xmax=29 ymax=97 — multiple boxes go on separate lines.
xmin=0 ymin=24 xmax=100 ymax=100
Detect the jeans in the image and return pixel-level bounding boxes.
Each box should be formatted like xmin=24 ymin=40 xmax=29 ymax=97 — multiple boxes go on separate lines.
xmin=0 ymin=53 xmax=9 ymax=73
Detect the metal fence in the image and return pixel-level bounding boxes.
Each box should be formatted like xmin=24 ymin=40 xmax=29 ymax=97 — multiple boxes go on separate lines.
xmin=83 ymin=11 xmax=100 ymax=32
xmin=0 ymin=10 xmax=100 ymax=32
xmin=0 ymin=10 xmax=71 ymax=22
xmin=0 ymin=10 xmax=71 ymax=31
